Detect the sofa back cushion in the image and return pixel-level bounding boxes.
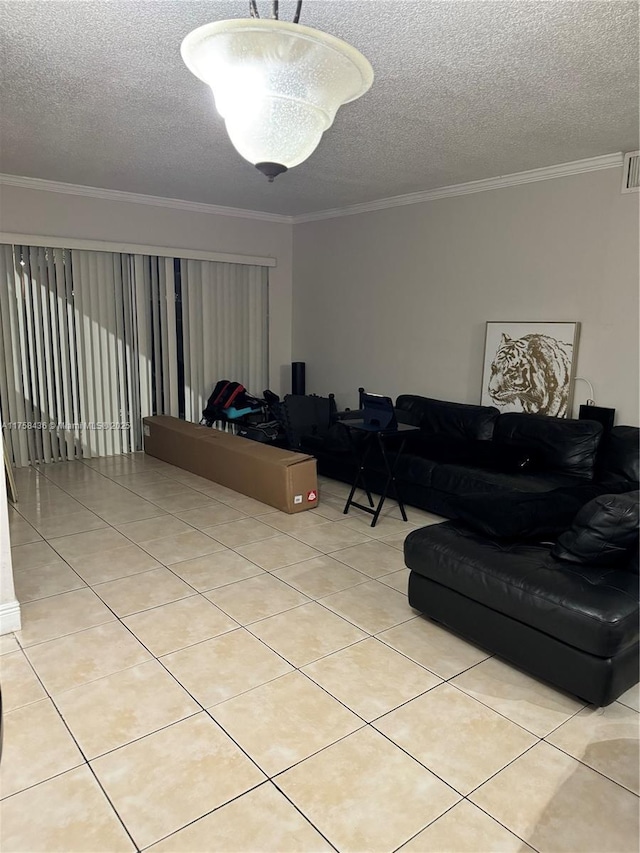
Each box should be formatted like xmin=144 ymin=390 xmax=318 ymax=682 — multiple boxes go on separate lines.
xmin=597 ymin=426 xmax=640 ymax=485
xmin=452 ymin=481 xmax=635 ymax=541
xmin=552 ymin=491 xmax=639 ymax=567
xmin=395 ymin=395 xmax=499 ymax=440
xmin=493 ymin=413 xmax=603 ymax=478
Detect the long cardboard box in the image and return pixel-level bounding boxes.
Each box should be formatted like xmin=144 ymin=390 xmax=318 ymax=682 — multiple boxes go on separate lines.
xmin=143 ymin=416 xmax=318 ymax=514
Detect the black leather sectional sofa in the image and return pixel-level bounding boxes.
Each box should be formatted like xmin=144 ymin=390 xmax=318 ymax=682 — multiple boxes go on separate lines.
xmin=313 ymin=394 xmax=639 ymax=705
xmin=317 ymin=394 xmax=635 ymax=515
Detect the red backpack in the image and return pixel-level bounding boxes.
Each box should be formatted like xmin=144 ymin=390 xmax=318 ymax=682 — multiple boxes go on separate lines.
xmin=201 ymin=380 xmax=247 ymax=424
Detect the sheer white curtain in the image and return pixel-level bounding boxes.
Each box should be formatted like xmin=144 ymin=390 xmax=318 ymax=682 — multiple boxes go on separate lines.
xmin=0 ymin=244 xmax=269 ymax=466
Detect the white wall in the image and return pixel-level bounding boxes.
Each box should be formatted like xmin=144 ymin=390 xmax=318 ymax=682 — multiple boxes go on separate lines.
xmin=293 ymin=167 xmax=639 ymax=425
xmin=0 ymin=431 xmax=20 ymax=634
xmin=3 ymin=169 xmax=638 ymax=425
xmin=0 ymin=184 xmax=294 ymax=394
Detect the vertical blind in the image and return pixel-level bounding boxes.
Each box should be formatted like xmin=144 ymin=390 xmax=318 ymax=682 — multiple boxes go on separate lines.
xmin=0 ymin=244 xmax=269 ymax=466
xmin=181 ymin=259 xmax=269 ymax=422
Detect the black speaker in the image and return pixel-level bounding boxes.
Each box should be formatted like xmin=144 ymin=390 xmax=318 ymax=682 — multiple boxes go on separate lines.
xmin=579 ymin=405 xmax=615 ymax=432
xmin=292 ymin=362 xmax=306 ymax=395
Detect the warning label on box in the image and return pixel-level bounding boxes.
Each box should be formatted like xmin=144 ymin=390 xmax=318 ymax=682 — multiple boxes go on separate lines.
xmin=307 ymin=490 xmax=317 ymax=502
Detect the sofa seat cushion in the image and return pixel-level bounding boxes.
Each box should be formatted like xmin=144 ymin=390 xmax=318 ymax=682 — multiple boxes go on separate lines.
xmin=405 ymin=521 xmax=639 ymax=658
xmin=394 ymin=454 xmax=567 ymax=494
xmin=427 ymin=462 xmax=577 ymax=496
xmin=402 ymin=436 xmax=539 ymax=472
xmin=394 ymin=453 xmax=437 ymax=485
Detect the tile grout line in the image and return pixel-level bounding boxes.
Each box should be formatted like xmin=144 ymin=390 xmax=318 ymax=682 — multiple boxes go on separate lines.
xmin=133 ymin=780 xmax=285 ymax=853
xmin=18 ymin=467 xmax=458 ymax=828
xmin=266 ymin=778 xmax=341 ymax=852
xmin=8 ymin=489 xmax=285 ymax=843
xmin=538 ymin=737 xmax=640 ymax=797
xmin=6 ymin=466 xmax=576 ymax=733
xmin=22 ymin=554 xmax=146 ymax=848
xmin=16 ymin=465 xmax=465 ymax=706
xmin=25 ymin=603 xmax=629 ymax=810
xmin=391 ymin=799 xmax=463 ymax=853
xmin=2 ymin=646 xmax=142 ymax=853
xmin=9 ymin=459 xmax=639 ymax=850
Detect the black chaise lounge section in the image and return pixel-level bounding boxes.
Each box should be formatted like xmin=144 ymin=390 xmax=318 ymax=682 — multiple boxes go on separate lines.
xmin=306 ymin=391 xmax=639 ymax=705
xmin=405 ymin=489 xmax=639 ymax=706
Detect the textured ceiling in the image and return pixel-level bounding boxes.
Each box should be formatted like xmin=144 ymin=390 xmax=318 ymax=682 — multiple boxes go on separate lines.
xmin=0 ymin=1 xmax=638 ymax=216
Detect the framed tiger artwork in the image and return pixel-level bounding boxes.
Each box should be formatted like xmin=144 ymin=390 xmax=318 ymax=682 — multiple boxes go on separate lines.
xmin=481 ymin=322 xmax=580 ymax=418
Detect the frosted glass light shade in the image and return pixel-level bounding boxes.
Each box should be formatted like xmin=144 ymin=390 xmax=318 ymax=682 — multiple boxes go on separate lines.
xmin=181 ymin=19 xmax=374 ymax=174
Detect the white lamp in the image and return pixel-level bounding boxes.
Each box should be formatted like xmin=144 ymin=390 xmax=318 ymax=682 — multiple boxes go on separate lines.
xmin=181 ymin=16 xmax=374 ymax=180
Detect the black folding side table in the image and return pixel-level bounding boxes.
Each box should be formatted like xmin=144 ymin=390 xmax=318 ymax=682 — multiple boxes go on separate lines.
xmin=341 ymin=422 xmax=420 ymax=527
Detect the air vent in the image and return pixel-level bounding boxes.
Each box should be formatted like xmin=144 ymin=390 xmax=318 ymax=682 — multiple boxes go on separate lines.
xmin=621 ymin=151 xmax=640 ymax=193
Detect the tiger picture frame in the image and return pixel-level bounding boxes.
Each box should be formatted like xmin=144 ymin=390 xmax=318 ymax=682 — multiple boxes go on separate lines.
xmin=481 ymin=322 xmax=580 ymax=418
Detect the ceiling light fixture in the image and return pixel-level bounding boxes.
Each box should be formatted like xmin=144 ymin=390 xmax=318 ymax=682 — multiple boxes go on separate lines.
xmin=180 ymin=1 xmax=374 ymax=181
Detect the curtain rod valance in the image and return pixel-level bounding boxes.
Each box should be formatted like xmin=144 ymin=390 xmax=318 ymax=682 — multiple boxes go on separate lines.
xmin=0 ymin=233 xmax=277 ymax=268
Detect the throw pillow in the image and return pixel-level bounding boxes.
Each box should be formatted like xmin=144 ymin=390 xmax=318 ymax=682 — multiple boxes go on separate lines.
xmin=552 ymin=491 xmax=639 ymax=566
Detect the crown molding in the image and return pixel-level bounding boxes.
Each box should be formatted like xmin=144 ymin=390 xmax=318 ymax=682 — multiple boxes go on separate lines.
xmin=0 ymin=173 xmax=293 ymax=224
xmin=0 ymin=152 xmax=624 ymax=227
xmin=291 ymin=153 xmax=624 ymax=224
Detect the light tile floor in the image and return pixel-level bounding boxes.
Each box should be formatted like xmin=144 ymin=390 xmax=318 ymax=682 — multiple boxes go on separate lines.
xmin=1 ymin=455 xmax=639 ymax=852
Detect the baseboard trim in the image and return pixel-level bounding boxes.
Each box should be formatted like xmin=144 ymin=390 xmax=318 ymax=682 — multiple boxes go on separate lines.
xmin=0 ymin=599 xmax=21 ymax=634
